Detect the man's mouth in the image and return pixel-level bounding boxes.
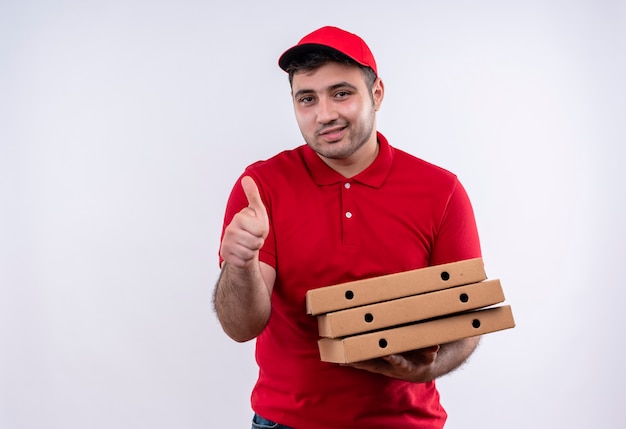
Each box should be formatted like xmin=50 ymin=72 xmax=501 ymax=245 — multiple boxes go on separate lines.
xmin=319 ymin=125 xmax=347 ymax=142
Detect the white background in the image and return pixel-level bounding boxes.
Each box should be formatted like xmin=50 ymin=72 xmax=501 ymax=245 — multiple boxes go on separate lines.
xmin=1 ymin=1 xmax=625 ymax=428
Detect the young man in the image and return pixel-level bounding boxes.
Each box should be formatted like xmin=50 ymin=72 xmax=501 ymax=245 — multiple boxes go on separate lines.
xmin=214 ymin=26 xmax=482 ymax=429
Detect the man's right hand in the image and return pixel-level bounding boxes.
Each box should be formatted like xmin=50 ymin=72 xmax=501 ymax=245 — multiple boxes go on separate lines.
xmin=220 ymin=176 xmax=270 ymax=269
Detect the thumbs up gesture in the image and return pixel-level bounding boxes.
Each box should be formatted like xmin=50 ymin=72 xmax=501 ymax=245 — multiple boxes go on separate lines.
xmin=220 ymin=176 xmax=270 ymax=269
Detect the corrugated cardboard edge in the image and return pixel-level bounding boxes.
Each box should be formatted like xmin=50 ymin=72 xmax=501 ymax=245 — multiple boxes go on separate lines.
xmin=306 ymin=258 xmax=486 ymax=315
xmin=318 ymin=305 xmax=515 ymax=363
xmin=317 ymin=279 xmax=504 ymax=338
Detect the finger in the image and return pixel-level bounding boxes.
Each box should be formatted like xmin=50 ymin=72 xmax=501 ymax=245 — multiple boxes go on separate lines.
xmin=348 ymin=358 xmax=388 ymax=373
xmin=241 ymin=176 xmax=265 ymax=214
xmin=382 ymin=354 xmax=404 ymax=366
xmin=418 ymin=345 xmax=439 ymax=365
xmin=240 ymin=176 xmax=269 ymax=240
xmin=420 ymin=345 xmax=440 ymax=354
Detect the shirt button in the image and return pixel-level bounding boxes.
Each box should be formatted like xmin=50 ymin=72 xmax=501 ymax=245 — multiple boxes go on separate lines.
xmin=345 ymin=211 xmax=353 ymax=219
xmin=344 ymin=182 xmax=351 ymax=189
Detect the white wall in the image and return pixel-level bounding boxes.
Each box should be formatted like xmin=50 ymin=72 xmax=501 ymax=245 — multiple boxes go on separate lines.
xmin=1 ymin=1 xmax=624 ymax=428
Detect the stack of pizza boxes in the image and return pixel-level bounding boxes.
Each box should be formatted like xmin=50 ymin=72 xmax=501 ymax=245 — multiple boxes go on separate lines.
xmin=305 ymin=258 xmax=515 ymax=363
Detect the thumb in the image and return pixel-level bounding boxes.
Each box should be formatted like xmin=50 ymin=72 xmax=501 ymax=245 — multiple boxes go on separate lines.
xmin=241 ymin=176 xmax=267 ymax=218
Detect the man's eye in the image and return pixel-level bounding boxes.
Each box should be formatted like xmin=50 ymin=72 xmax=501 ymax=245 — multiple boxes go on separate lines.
xmin=300 ymin=96 xmax=314 ymax=104
xmin=335 ymin=91 xmax=350 ymax=99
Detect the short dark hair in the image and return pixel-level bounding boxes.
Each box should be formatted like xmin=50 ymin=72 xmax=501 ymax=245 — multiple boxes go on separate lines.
xmin=285 ymin=50 xmax=377 ymax=92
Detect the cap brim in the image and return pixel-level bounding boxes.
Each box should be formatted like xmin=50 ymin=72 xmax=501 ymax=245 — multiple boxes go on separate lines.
xmin=278 ymin=43 xmax=356 ymax=72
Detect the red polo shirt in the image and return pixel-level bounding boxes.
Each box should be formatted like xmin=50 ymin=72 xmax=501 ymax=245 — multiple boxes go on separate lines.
xmin=220 ymin=132 xmax=481 ymax=429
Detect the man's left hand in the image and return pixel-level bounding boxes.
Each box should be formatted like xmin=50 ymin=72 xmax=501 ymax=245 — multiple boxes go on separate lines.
xmin=348 ymin=345 xmax=440 ymax=383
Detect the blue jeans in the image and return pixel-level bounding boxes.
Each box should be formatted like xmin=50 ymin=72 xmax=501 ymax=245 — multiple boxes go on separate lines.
xmin=251 ymin=413 xmax=294 ymax=429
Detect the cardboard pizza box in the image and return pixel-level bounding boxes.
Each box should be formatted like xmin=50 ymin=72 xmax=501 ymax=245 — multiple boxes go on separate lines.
xmin=317 ymin=279 xmax=505 ymax=338
xmin=317 ymin=305 xmax=515 ymax=364
xmin=306 ymin=258 xmax=486 ymax=315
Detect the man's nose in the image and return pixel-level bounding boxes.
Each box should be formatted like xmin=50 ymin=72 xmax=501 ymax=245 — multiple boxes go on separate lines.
xmin=316 ymin=97 xmax=339 ymax=124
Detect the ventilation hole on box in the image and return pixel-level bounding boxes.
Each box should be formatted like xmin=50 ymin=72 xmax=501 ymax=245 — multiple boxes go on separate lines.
xmin=441 ymin=271 xmax=450 ymax=281
xmin=472 ymin=319 xmax=481 ymax=329
xmin=459 ymin=293 xmax=469 ymax=303
xmin=379 ymin=339 xmax=388 ymax=348
xmin=345 ymin=290 xmax=354 ymax=300
xmin=364 ymin=313 xmax=374 ymax=323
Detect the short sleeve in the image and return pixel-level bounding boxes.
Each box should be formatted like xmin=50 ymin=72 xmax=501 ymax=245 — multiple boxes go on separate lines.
xmin=429 ymin=179 xmax=482 ymax=266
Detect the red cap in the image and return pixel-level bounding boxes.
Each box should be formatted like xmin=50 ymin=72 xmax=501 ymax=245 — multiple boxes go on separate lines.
xmin=278 ymin=26 xmax=377 ymax=75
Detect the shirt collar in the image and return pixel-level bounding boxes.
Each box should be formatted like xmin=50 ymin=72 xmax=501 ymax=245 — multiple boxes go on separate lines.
xmin=300 ymin=131 xmax=393 ymax=188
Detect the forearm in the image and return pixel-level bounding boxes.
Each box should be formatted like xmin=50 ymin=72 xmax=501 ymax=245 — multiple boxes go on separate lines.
xmin=213 ymin=262 xmax=272 ymax=342
xmin=428 ymin=336 xmax=480 ymax=380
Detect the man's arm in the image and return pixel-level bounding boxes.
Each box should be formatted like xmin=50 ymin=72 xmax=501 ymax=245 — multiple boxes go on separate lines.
xmin=349 ymin=336 xmax=480 ymax=382
xmin=212 ymin=176 xmax=275 ymax=342
xmin=213 ymin=261 xmax=275 ymax=342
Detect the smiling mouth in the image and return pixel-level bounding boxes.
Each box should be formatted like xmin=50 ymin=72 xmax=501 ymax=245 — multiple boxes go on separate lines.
xmin=319 ymin=125 xmax=348 ymax=141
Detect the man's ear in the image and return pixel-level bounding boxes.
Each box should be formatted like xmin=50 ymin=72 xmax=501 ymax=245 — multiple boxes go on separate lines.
xmin=373 ymin=78 xmax=384 ymax=111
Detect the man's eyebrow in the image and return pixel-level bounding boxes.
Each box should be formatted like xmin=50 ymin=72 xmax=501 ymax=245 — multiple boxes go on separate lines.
xmin=293 ymin=82 xmax=359 ymax=99
xmin=329 ymin=82 xmax=358 ymax=92
xmin=293 ymin=88 xmax=314 ymax=99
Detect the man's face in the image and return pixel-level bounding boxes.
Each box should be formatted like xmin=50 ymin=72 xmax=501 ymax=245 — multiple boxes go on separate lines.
xmin=291 ymin=62 xmax=383 ymax=165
